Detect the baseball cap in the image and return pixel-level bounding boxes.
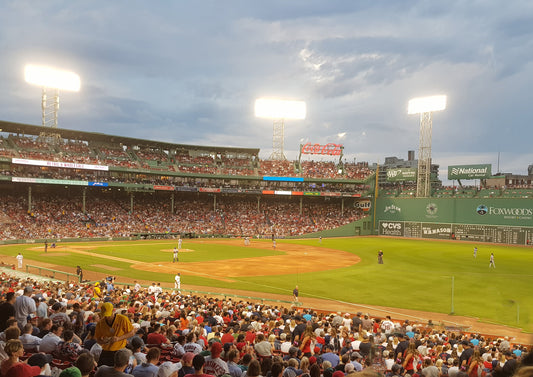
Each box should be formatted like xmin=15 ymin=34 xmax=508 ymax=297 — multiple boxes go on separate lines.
xmin=5 ymin=363 xmax=41 ymax=377
xmin=211 ymin=342 xmax=222 ymax=358
xmin=27 ymin=353 xmax=53 ymax=368
xmin=158 ymin=362 xmax=181 ymax=377
xmin=332 ymin=371 xmax=345 ymax=377
xmin=181 ymin=352 xmax=195 ymax=364
xmin=283 ymin=369 xmax=297 ymax=377
xmin=59 ymin=367 xmax=82 ymax=377
xmin=100 ymin=302 xmax=114 ymax=317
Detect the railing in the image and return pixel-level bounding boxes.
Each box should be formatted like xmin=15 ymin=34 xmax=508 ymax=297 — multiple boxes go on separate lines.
xmin=25 ymin=264 xmax=81 ymax=283
xmin=19 ymin=266 xmax=301 ymax=307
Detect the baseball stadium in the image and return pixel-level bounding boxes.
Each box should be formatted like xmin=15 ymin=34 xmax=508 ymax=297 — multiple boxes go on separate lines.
xmin=1 ymin=115 xmax=532 ymax=357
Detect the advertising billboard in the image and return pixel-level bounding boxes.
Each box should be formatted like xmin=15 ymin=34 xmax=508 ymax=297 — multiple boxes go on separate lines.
xmin=448 ymin=164 xmax=491 ymax=180
xmin=386 ymin=168 xmax=417 ymax=182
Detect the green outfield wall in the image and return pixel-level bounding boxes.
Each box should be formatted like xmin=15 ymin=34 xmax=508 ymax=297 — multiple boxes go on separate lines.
xmin=290 ymin=217 xmax=373 ymax=239
xmin=374 ymin=198 xmax=533 ymax=244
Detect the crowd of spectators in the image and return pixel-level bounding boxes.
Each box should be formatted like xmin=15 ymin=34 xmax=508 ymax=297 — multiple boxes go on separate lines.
xmin=0 ymin=272 xmax=530 ymax=377
xmin=0 ymin=193 xmax=366 ymax=240
xmin=2 ymin=165 xmax=368 ymax=196
xmin=1 ymin=135 xmax=374 ymax=181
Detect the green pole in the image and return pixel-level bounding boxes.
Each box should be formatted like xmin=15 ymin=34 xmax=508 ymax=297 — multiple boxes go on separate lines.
xmin=450 ymin=276 xmax=455 ymax=314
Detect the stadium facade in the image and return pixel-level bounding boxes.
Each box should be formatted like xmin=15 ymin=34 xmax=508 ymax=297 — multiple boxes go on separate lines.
xmin=0 ymin=120 xmax=532 ymax=245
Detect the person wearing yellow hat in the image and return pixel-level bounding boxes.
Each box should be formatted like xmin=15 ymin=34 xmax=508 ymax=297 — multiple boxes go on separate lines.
xmin=94 ymin=302 xmax=136 ymax=367
xmin=93 ymin=282 xmax=103 ymax=300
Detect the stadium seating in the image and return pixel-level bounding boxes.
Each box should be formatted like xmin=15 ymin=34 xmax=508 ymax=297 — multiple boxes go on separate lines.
xmin=0 ymin=191 xmax=366 ymax=240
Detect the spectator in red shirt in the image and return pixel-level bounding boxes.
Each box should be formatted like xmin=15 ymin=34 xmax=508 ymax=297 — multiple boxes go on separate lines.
xmin=146 ymin=323 xmax=169 ymax=346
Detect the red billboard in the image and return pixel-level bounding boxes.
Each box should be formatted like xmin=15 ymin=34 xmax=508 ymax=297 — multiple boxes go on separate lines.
xmin=300 ymin=143 xmax=343 ymax=156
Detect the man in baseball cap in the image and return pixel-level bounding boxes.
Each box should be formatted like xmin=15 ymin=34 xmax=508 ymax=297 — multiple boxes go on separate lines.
xmin=95 ymin=303 xmax=135 ymax=367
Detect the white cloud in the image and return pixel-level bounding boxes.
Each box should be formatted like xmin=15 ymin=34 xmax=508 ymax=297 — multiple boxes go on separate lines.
xmin=0 ymin=1 xmax=531 ymax=176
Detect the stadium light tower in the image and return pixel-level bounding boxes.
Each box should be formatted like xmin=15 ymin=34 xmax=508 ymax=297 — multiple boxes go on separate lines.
xmin=408 ymin=95 xmax=447 ymax=198
xmin=24 ymin=64 xmax=81 ymax=129
xmin=255 ymin=98 xmax=306 ymax=160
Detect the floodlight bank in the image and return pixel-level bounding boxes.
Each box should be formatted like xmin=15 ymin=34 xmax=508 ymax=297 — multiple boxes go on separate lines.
xmin=254 ymin=98 xmax=306 ymax=119
xmin=24 ymin=64 xmax=81 ymax=92
xmin=407 ymin=95 xmax=447 ymax=114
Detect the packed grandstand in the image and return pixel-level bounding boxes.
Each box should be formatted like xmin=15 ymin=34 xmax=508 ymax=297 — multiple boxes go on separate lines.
xmin=0 ymin=120 xmax=372 ymax=241
xmin=0 ymin=269 xmax=530 ymax=377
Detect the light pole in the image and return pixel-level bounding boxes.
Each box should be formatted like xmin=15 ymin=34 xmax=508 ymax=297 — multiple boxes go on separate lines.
xmin=24 ymin=64 xmax=81 ymax=129
xmin=408 ymin=95 xmax=447 ymax=197
xmin=255 ymin=98 xmax=306 ymax=161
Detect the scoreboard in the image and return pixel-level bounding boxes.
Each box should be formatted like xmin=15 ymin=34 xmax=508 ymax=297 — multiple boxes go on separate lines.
xmin=379 ymin=220 xmax=533 ymax=245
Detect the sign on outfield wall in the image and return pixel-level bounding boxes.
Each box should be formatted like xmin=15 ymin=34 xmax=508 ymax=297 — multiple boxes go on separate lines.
xmin=379 ymin=221 xmax=404 ymax=236
xmin=386 ymin=168 xmax=417 ymax=182
xmin=447 ymin=164 xmax=491 ymax=180
xmin=355 ymin=199 xmax=371 ymax=211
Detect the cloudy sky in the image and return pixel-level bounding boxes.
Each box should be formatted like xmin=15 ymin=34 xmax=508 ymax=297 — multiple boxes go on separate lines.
xmin=1 ymin=1 xmax=532 ymax=181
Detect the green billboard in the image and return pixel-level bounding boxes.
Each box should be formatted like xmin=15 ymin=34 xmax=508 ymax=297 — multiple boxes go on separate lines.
xmin=447 ymin=164 xmax=491 ymax=180
xmin=376 ymin=198 xmax=533 ymax=227
xmin=386 ymin=168 xmax=417 ymax=182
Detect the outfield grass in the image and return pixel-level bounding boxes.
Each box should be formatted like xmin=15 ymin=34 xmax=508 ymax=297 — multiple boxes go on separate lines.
xmin=1 ymin=237 xmax=531 ymax=332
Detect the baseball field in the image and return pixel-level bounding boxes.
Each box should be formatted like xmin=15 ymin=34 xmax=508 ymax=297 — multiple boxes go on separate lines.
xmin=1 ymin=236 xmax=532 ymax=337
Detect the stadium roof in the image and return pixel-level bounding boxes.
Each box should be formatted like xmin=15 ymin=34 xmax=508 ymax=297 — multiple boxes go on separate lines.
xmin=0 ymin=120 xmax=260 ymax=155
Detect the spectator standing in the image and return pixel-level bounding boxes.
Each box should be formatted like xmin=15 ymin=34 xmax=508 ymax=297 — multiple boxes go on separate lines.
xmin=0 ymin=292 xmax=16 ymax=332
xmin=14 ymin=286 xmax=36 ymax=329
xmin=95 ymin=302 xmax=136 ymax=367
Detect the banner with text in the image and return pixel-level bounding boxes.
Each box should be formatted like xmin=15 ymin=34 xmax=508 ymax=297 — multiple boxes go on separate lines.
xmin=448 ymin=164 xmax=491 ymax=180
xmin=386 ymin=168 xmax=417 ymax=182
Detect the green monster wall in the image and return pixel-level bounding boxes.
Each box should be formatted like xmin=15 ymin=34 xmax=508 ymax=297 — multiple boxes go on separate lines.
xmin=374 ymin=198 xmax=533 ymax=244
